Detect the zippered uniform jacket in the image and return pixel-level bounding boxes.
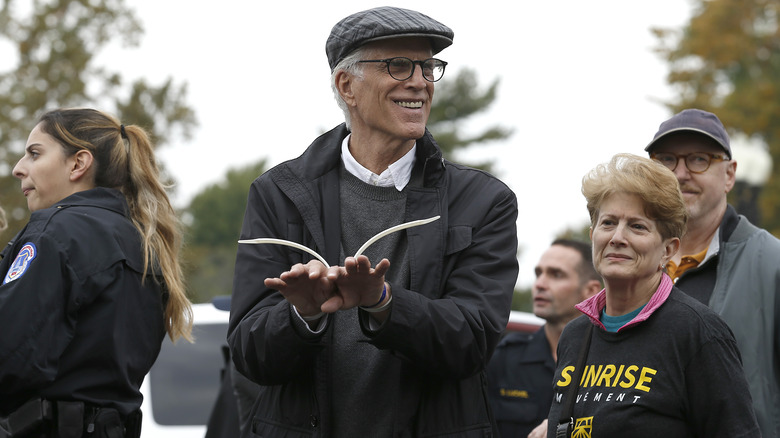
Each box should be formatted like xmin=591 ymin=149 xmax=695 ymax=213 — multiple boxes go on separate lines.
xmin=487 ymin=326 xmax=556 ymax=438
xmin=0 ymin=188 xmax=167 ymax=417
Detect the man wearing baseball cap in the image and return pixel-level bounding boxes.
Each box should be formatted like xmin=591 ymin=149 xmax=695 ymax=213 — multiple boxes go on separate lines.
xmin=646 ymin=109 xmax=780 ymax=438
xmin=228 ymin=7 xmax=518 ymax=437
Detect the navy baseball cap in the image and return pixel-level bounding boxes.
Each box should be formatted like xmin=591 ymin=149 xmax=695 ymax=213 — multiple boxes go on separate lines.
xmin=645 ymin=109 xmax=732 ymax=159
xmin=326 ymin=6 xmax=454 ymax=71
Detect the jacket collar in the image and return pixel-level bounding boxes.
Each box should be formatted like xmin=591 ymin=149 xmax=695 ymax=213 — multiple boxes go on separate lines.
xmin=699 ymin=204 xmax=746 ymax=265
xmin=721 ymin=203 xmax=759 ymax=243
xmin=50 ymin=187 xmax=129 ymax=217
xmin=291 ymin=123 xmax=445 ymax=187
xmin=575 ymin=273 xmax=674 ymax=332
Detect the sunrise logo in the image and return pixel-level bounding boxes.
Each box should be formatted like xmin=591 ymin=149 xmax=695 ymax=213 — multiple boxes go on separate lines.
xmin=572 ymin=417 xmax=593 ymax=438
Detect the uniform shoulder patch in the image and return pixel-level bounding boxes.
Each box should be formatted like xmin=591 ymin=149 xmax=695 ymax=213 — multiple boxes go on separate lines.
xmin=3 ymin=242 xmax=38 ymax=285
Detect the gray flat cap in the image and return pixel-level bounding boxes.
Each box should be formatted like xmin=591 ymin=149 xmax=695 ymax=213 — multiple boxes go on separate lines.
xmin=326 ymin=6 xmax=454 ymax=71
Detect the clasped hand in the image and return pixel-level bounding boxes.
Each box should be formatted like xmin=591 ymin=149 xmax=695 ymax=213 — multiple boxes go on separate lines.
xmin=264 ymin=255 xmax=390 ymax=316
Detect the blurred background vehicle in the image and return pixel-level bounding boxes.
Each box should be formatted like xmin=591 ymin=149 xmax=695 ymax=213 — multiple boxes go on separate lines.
xmin=139 ymin=298 xmax=232 ymax=437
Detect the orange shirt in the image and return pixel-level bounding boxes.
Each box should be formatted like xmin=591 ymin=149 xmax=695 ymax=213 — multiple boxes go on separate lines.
xmin=666 ymin=249 xmax=707 ymax=281
xmin=666 ymin=247 xmax=708 ymax=282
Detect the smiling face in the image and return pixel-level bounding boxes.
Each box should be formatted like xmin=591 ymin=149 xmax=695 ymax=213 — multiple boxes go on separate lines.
xmin=13 ymin=123 xmax=83 ymax=211
xmin=532 ymin=244 xmax=589 ymax=324
xmin=339 ymin=37 xmax=435 ymax=147
xmin=590 ymin=192 xmax=678 ymax=288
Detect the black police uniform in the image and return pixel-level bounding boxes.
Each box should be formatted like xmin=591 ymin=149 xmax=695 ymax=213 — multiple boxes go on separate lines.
xmin=0 ymin=188 xmax=166 ymax=436
xmin=486 ymin=327 xmax=556 ymax=438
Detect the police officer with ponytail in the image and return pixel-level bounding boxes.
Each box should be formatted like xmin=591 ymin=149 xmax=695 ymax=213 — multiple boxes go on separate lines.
xmin=0 ymin=108 xmax=193 ymax=438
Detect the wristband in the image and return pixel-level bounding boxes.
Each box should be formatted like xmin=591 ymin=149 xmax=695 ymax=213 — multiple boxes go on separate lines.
xmin=360 ymin=283 xmax=392 ymax=313
xmin=362 ymin=283 xmax=387 ymax=309
xmin=361 ymin=294 xmax=393 ymax=313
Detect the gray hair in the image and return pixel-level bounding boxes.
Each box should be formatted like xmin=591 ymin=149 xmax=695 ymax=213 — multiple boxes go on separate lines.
xmin=330 ymin=47 xmax=368 ymax=130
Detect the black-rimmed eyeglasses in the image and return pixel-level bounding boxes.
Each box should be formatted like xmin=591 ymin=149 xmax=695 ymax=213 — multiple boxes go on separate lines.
xmin=650 ymin=151 xmax=730 ymax=173
xmin=357 ymin=57 xmax=448 ymax=82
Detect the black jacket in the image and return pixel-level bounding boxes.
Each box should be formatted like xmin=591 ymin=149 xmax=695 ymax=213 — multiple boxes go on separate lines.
xmin=487 ymin=327 xmax=555 ymax=438
xmin=0 ymin=188 xmax=166 ymax=416
xmin=228 ymin=124 xmax=519 ymax=437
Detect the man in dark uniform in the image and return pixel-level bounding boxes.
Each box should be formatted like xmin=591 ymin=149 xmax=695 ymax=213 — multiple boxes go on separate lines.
xmin=487 ymin=239 xmax=600 ymax=438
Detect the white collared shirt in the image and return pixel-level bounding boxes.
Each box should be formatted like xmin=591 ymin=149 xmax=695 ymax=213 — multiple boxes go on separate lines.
xmin=341 ymin=134 xmax=416 ymax=191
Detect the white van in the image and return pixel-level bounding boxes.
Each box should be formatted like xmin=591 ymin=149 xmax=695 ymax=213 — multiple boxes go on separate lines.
xmin=138 ymin=300 xmax=541 ymax=437
xmin=139 ymin=299 xmax=231 ymax=437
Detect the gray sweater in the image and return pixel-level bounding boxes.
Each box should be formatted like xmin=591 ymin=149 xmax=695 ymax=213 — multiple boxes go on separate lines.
xmin=332 ymin=168 xmax=410 ymax=437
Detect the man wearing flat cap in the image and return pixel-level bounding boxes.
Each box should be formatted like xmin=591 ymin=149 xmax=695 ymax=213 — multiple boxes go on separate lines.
xmin=646 ymin=108 xmax=780 ymax=438
xmin=228 ymin=6 xmax=518 ymax=437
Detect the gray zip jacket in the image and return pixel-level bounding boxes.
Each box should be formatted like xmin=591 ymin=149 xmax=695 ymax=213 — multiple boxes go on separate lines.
xmin=676 ymin=205 xmax=780 ymax=438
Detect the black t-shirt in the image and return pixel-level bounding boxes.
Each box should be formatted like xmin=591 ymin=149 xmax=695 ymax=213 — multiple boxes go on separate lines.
xmin=547 ymin=289 xmax=759 ymax=438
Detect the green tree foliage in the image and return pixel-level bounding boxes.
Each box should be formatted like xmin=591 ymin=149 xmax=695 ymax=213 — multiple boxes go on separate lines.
xmin=512 ymin=287 xmax=533 ymax=312
xmin=652 ymin=0 xmax=780 ymax=234
xmin=183 ymin=160 xmax=266 ymax=303
xmin=0 ymin=0 xmax=196 ymax=239
xmin=427 ymin=68 xmax=513 ymax=172
xmin=181 ymin=245 xmax=239 ymax=306
xmin=186 ymin=161 xmax=266 ymax=248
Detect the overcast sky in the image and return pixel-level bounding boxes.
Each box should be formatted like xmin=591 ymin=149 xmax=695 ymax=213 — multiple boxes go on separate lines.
xmin=101 ymin=0 xmax=693 ymax=287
